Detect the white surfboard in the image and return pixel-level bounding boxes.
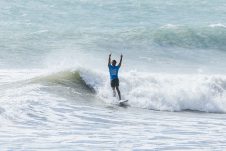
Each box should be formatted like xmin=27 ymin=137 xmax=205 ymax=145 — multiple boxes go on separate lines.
xmin=118 ymin=100 xmax=129 ymax=106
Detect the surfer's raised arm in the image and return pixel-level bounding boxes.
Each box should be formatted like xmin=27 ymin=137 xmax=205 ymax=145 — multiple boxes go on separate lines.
xmin=118 ymin=54 xmax=123 ymax=67
xmin=108 ymin=53 xmax=111 ymax=67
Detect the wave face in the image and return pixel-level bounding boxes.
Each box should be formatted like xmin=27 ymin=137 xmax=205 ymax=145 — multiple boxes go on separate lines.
xmin=34 ymin=70 xmax=95 ymax=93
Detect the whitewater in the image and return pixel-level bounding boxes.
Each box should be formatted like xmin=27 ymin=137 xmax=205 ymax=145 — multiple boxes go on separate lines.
xmin=1 ymin=0 xmax=226 ymax=150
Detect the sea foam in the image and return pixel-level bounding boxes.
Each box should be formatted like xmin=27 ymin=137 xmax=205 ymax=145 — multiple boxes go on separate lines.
xmin=80 ymin=69 xmax=226 ymax=113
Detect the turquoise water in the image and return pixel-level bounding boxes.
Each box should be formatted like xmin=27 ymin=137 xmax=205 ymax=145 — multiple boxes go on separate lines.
xmin=1 ymin=0 xmax=226 ymax=150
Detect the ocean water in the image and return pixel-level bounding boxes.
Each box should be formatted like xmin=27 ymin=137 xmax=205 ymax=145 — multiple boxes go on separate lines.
xmin=1 ymin=0 xmax=226 ymax=150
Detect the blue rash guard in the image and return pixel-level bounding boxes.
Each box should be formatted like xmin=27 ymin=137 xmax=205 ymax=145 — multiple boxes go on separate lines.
xmin=109 ymin=65 xmax=120 ymax=80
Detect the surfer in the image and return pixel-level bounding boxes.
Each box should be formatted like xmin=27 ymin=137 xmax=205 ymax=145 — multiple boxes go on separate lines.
xmin=108 ymin=53 xmax=123 ymax=100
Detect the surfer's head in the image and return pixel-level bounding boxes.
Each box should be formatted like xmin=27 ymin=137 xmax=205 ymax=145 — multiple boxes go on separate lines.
xmin=112 ymin=60 xmax=117 ymax=66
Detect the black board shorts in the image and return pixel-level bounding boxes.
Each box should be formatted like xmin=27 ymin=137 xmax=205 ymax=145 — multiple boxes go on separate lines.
xmin=111 ymin=78 xmax=119 ymax=87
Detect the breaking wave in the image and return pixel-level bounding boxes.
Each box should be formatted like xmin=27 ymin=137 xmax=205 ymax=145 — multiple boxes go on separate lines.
xmin=32 ymin=69 xmax=226 ymax=113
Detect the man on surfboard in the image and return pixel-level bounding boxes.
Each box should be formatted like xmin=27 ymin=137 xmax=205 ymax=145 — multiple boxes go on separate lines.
xmin=108 ymin=53 xmax=123 ymax=100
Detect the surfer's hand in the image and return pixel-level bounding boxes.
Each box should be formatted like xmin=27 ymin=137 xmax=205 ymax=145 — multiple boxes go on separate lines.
xmin=109 ymin=53 xmax=111 ymax=57
xmin=121 ymin=54 xmax=123 ymax=58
